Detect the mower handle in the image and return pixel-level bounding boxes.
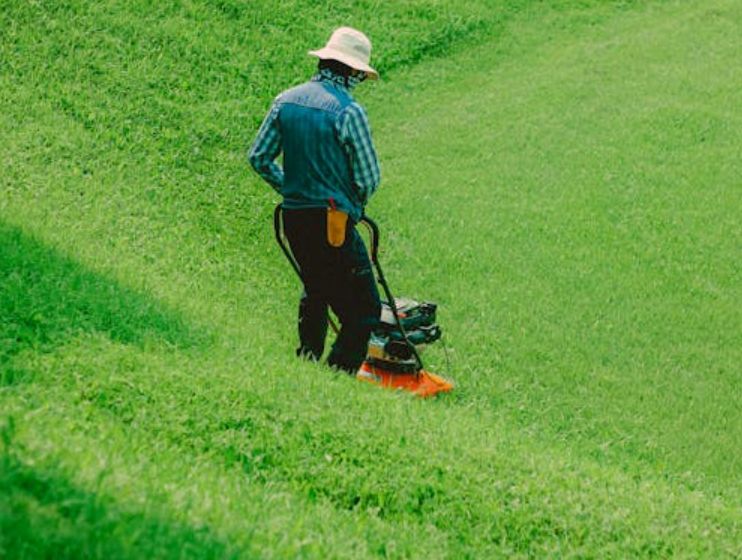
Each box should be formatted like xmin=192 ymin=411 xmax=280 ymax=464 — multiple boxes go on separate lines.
xmin=358 ymin=215 xmax=426 ymax=372
xmin=273 ymin=204 xmax=302 ymax=279
xmin=358 ymin=214 xmax=380 ymax=264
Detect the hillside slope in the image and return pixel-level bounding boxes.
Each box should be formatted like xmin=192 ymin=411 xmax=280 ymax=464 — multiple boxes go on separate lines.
xmin=3 ymin=0 xmax=742 ymax=558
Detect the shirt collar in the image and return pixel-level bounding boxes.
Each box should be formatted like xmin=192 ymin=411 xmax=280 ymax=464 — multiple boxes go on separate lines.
xmin=312 ymin=67 xmax=363 ymax=92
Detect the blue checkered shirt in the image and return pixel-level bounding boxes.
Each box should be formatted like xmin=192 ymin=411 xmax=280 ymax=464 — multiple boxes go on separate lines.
xmin=248 ymin=69 xmax=381 ymax=212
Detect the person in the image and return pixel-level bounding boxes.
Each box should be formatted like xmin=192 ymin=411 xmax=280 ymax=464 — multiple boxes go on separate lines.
xmin=248 ymin=27 xmax=382 ymax=374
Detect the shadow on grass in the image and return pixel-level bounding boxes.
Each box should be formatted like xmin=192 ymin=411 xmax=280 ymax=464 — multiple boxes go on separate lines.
xmin=0 ymin=222 xmax=207 ymax=384
xmin=0 ymin=438 xmax=237 ymax=559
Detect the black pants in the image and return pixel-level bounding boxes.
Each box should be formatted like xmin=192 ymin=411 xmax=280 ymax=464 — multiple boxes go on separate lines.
xmin=282 ymin=208 xmax=381 ymax=373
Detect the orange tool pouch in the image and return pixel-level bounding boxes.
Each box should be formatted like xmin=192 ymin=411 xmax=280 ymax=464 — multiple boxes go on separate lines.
xmin=327 ymin=198 xmax=348 ymax=247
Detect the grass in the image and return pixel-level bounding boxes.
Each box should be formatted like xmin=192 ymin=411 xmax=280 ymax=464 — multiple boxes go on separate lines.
xmin=2 ymin=0 xmax=742 ymax=557
xmin=372 ymin=0 xmax=742 ymax=496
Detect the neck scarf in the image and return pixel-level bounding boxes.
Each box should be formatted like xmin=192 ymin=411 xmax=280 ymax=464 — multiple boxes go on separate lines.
xmin=313 ymin=67 xmax=366 ymax=91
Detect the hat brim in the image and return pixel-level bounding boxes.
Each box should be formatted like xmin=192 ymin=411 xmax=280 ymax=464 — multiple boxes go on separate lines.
xmin=308 ymin=48 xmax=379 ymax=80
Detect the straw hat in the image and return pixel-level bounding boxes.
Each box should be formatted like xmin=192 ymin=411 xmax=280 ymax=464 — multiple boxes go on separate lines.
xmin=309 ymin=27 xmax=379 ymax=80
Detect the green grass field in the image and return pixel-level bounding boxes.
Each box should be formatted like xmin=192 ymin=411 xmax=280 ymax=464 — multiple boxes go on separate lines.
xmin=2 ymin=0 xmax=742 ymax=557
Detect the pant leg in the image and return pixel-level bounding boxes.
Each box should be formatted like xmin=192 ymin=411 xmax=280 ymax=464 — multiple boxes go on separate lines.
xmin=297 ymin=289 xmax=327 ymax=360
xmin=282 ymin=209 xmax=332 ymax=360
xmin=326 ymin=227 xmax=381 ymax=374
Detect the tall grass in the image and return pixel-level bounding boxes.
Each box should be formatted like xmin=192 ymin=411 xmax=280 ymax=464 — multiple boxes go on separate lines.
xmin=2 ymin=0 xmax=742 ymax=557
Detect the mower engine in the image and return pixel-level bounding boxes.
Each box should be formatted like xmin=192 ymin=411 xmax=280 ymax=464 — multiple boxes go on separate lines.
xmin=358 ymin=296 xmax=452 ymax=396
xmin=365 ymin=297 xmax=442 ymax=373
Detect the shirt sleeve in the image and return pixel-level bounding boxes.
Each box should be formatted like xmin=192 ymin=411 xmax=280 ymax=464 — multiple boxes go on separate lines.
xmin=339 ymin=103 xmax=381 ymax=205
xmin=248 ymin=98 xmax=284 ymax=192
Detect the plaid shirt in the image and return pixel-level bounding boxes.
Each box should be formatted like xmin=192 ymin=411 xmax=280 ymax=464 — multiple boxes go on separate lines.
xmin=248 ymin=69 xmax=381 ymax=206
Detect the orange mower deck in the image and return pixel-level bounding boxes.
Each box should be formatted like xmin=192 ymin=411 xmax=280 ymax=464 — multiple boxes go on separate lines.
xmin=357 ymin=361 xmax=454 ymax=397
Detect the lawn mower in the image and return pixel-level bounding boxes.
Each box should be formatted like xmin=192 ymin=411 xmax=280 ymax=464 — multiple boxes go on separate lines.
xmin=273 ymin=204 xmax=454 ymax=397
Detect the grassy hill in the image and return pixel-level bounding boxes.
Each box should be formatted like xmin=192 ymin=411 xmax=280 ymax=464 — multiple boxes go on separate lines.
xmin=2 ymin=0 xmax=742 ymax=557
